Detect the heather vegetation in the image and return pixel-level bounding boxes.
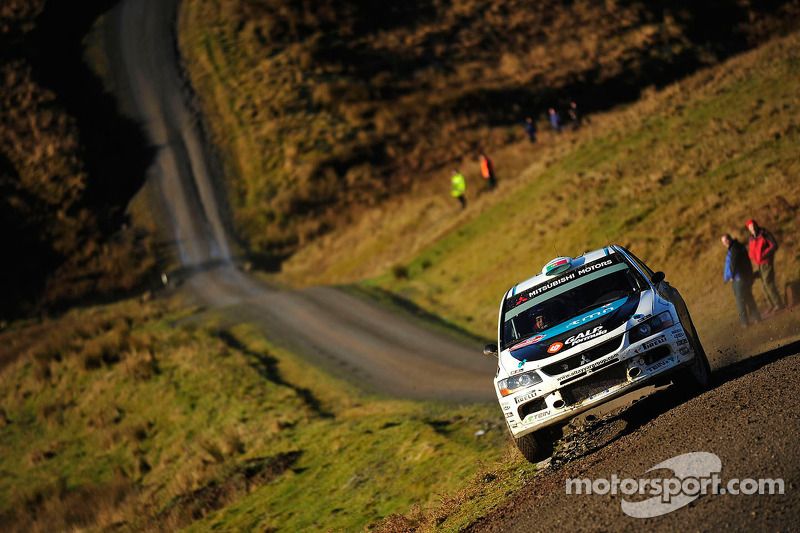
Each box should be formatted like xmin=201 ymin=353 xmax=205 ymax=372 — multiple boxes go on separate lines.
xmin=0 ymin=0 xmax=155 ymax=318
xmin=178 ymin=0 xmax=799 ymax=263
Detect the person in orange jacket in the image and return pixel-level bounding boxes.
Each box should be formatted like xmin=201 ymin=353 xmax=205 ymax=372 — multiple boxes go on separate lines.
xmin=479 ymin=152 xmax=497 ymax=189
xmin=746 ymin=218 xmax=784 ymax=312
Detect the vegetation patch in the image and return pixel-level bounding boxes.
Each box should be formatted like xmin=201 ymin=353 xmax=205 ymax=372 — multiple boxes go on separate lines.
xmin=0 ymin=299 xmax=506 ymax=531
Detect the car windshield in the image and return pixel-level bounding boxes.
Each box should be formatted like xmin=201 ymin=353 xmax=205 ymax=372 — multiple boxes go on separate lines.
xmin=501 ymin=257 xmax=645 ymax=350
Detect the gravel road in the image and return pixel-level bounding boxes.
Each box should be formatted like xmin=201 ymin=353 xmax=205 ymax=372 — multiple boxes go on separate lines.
xmin=102 ymin=0 xmax=495 ymax=402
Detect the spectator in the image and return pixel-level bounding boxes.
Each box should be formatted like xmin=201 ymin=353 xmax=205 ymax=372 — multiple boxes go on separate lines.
xmin=479 ymin=152 xmax=497 ymax=189
xmin=548 ymin=108 xmax=561 ymax=132
xmin=721 ymin=233 xmax=760 ymax=326
xmin=746 ymin=219 xmax=784 ymax=312
xmin=523 ymin=117 xmax=537 ymax=143
xmin=568 ymin=100 xmax=582 ymax=129
xmin=451 ymin=170 xmax=467 ymax=209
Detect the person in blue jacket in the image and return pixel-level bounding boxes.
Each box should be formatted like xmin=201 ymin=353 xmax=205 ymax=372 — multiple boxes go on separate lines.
xmin=721 ymin=233 xmax=761 ymax=326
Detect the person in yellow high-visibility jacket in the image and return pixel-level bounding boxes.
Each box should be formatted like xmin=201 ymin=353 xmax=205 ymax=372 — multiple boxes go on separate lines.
xmin=451 ymin=170 xmax=467 ymax=209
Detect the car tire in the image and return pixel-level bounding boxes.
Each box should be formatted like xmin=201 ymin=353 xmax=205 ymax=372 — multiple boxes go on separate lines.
xmin=515 ymin=431 xmax=549 ymax=463
xmin=674 ymin=315 xmax=711 ymax=391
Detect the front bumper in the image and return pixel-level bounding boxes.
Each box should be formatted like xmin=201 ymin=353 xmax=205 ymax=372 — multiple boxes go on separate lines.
xmin=499 ymin=325 xmax=694 ymax=438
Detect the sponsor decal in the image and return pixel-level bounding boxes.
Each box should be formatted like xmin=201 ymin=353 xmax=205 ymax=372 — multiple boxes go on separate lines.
xmin=679 ymin=346 xmax=691 ymax=356
xmin=676 ymin=338 xmax=689 ymax=347
xmin=515 ymin=295 xmax=529 ymax=306
xmin=640 ymin=335 xmax=667 ymax=351
xmin=532 ymin=410 xmax=552 ymax=420
xmin=646 ymin=356 xmax=674 ymax=372
xmin=505 ymin=411 xmax=514 ymax=418
xmin=565 ymin=303 xmax=620 ymax=329
xmin=517 ymin=358 xmax=527 ymax=369
xmin=502 ymin=404 xmax=511 ymax=410
xmin=565 ymin=326 xmax=607 ymax=347
xmin=671 ymin=328 xmax=686 ymax=339
xmin=509 ymin=256 xmax=622 ymax=304
xmin=558 ymin=356 xmax=619 ymax=381
xmin=548 ymin=341 xmax=564 ymax=354
xmin=515 ymin=391 xmax=541 ymax=404
xmin=510 ymin=335 xmax=544 ymax=351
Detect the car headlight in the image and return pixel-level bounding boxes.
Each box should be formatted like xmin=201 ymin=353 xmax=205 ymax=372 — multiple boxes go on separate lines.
xmin=628 ymin=311 xmax=674 ymax=343
xmin=497 ymin=370 xmax=543 ymax=397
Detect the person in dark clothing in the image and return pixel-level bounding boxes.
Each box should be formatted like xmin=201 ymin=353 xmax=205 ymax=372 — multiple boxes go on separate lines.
xmin=479 ymin=152 xmax=497 ymax=189
xmin=568 ymin=100 xmax=582 ymax=129
xmin=745 ymin=218 xmax=784 ymax=312
xmin=722 ymin=233 xmax=761 ymax=326
xmin=548 ymin=108 xmax=561 ymax=132
xmin=523 ymin=117 xmax=537 ymax=143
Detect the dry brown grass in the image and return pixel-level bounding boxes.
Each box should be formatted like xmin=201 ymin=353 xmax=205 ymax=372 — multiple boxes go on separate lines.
xmin=179 ymin=0 xmax=800 ymax=264
xmin=1 ymin=1 xmax=156 ymax=318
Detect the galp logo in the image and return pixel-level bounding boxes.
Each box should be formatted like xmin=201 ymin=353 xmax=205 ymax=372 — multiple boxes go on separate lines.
xmin=621 ymin=452 xmax=722 ymax=518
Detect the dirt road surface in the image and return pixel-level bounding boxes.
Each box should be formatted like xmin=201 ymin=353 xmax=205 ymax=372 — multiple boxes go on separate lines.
xmin=102 ymin=0 xmax=495 ymax=402
xmin=471 ymin=336 xmax=800 ymax=531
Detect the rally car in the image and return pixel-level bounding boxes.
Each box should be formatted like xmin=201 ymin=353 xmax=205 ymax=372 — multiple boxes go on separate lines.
xmin=483 ymin=246 xmax=711 ymax=462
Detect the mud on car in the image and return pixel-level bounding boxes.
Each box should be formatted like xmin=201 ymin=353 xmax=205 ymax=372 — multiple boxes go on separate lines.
xmin=483 ymin=246 xmax=711 ymax=462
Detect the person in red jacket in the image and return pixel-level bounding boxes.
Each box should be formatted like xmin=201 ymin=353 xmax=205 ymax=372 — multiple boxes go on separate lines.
xmin=479 ymin=152 xmax=497 ymax=189
xmin=746 ymin=219 xmax=784 ymax=312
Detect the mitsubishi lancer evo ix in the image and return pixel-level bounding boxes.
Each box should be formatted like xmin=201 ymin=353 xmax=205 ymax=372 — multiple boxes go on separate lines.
xmin=483 ymin=246 xmax=711 ymax=462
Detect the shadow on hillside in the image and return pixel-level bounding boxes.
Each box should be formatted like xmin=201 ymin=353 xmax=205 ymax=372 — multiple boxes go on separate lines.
xmin=1 ymin=0 xmax=157 ymax=319
xmin=213 ymin=329 xmax=334 ymax=418
xmin=27 ymin=0 xmax=154 ymax=234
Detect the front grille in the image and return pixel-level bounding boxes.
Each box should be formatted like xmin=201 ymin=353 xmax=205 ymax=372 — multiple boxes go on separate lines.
xmin=643 ymin=345 xmax=671 ymax=365
xmin=560 ymin=363 xmax=628 ymax=406
xmin=518 ymin=398 xmax=547 ymax=419
xmin=541 ymin=334 xmax=623 ymax=376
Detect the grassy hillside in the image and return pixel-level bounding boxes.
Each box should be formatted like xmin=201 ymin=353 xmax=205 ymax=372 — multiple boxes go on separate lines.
xmin=178 ymin=0 xmax=800 ymax=264
xmin=0 ymin=298 xmax=507 ymax=531
xmin=280 ymin=30 xmax=800 ymax=349
xmin=0 ymin=0 xmax=155 ymax=318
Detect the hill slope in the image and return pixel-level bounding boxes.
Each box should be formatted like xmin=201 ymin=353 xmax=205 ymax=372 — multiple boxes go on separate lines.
xmin=282 ymin=29 xmax=800 ymax=348
xmin=178 ymin=0 xmax=800 ymax=263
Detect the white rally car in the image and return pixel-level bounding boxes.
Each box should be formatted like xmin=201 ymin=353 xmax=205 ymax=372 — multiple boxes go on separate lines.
xmin=483 ymin=245 xmax=711 ymax=462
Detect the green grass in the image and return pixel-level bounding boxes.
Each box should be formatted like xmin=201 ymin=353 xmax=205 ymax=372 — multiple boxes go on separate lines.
xmin=0 ymin=299 xmax=506 ymax=531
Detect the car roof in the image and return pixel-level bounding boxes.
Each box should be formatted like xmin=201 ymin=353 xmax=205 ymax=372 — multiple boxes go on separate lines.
xmin=504 ymin=246 xmax=622 ymax=301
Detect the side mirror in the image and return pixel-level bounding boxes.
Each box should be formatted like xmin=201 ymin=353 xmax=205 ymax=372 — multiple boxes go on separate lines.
xmin=483 ymin=343 xmax=498 ymax=358
xmin=652 ymin=271 xmax=665 ymax=284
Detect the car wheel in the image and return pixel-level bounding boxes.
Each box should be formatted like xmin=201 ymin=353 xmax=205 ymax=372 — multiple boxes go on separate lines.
xmin=674 ymin=315 xmax=711 ymax=391
xmin=515 ymin=431 xmax=550 ymax=463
